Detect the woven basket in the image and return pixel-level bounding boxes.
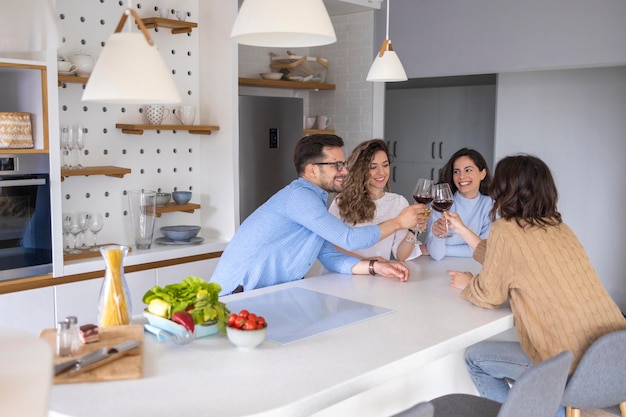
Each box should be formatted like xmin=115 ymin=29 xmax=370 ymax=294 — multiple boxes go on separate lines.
xmin=0 ymin=112 xmax=34 ymax=149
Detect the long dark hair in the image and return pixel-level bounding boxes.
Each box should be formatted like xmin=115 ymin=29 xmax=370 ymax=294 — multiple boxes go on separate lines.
xmin=438 ymin=148 xmax=491 ymax=195
xmin=293 ymin=134 xmax=344 ymax=175
xmin=489 ymin=154 xmax=562 ymax=228
xmin=336 ymin=139 xmax=391 ymax=225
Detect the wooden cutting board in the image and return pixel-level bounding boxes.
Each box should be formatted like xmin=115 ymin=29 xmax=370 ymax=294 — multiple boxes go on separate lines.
xmin=39 ymin=324 xmax=143 ymax=384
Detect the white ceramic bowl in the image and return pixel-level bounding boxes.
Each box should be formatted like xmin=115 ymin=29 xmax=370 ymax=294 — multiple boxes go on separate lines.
xmin=143 ymin=310 xmax=218 ymax=338
xmin=259 ymin=72 xmax=283 ymax=80
xmin=226 ymin=325 xmax=267 ymax=350
xmin=160 ymin=225 xmax=200 ymax=241
xmin=154 ymin=192 xmax=171 ymax=206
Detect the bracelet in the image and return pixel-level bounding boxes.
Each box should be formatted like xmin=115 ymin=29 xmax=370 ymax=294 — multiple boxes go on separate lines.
xmin=408 ymin=228 xmax=416 ymax=234
xmin=369 ymin=259 xmax=378 ymax=276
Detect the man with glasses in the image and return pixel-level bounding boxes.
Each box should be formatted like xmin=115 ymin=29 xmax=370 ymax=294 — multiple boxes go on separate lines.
xmin=211 ymin=134 xmax=426 ymax=295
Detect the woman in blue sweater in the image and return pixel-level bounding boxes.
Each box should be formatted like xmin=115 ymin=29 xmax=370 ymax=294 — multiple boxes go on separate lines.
xmin=426 ymin=148 xmax=493 ymax=260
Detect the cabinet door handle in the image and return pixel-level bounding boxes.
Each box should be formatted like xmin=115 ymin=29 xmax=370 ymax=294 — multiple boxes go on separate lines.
xmin=392 ymin=166 xmax=396 ymax=183
xmin=431 ymin=142 xmax=435 ymax=159
xmin=430 ymin=168 xmax=435 ymax=180
xmin=393 ymin=141 xmax=397 ymax=158
xmin=439 ymin=141 xmax=443 ymax=159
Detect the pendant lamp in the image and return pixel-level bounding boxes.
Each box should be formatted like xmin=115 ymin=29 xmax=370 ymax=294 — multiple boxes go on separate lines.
xmin=231 ymin=0 xmax=336 ymax=47
xmin=82 ymin=8 xmax=181 ymax=104
xmin=366 ymin=0 xmax=407 ymax=82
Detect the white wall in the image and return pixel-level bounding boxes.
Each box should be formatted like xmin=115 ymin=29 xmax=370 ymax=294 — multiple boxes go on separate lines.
xmin=495 ymin=66 xmax=626 ymax=311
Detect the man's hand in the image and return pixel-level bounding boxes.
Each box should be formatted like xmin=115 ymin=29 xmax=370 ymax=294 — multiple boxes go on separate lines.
xmin=352 ymin=259 xmax=409 ymax=282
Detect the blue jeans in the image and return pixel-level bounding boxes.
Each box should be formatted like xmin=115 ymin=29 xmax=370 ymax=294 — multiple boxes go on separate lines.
xmin=465 ymin=341 xmax=565 ymax=417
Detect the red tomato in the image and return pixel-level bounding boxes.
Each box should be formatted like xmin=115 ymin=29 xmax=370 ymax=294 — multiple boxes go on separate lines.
xmin=227 ymin=313 xmax=237 ymax=327
xmin=243 ymin=319 xmax=257 ymax=330
xmin=247 ymin=313 xmax=257 ymax=322
xmin=256 ymin=316 xmax=266 ymax=327
xmin=235 ymin=316 xmax=246 ymax=329
xmin=238 ymin=309 xmax=249 ymax=318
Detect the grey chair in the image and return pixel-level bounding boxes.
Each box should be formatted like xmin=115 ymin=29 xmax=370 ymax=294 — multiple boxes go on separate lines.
xmin=392 ymin=350 xmax=573 ymax=417
xmin=561 ymin=329 xmax=626 ymax=417
xmin=392 ymin=402 xmax=434 ymax=417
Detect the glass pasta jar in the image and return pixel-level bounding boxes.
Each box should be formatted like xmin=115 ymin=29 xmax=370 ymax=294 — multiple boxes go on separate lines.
xmin=98 ymin=245 xmax=132 ymax=327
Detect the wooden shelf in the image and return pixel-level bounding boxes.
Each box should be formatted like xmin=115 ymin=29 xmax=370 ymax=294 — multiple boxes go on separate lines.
xmin=58 ymin=74 xmax=89 ymax=86
xmin=239 ymin=77 xmax=335 ymax=90
xmin=155 ymin=202 xmax=200 ymax=217
xmin=61 ymin=166 xmax=131 ymax=181
xmin=304 ymin=129 xmax=335 ymax=135
xmin=141 ymin=17 xmax=198 ymax=34
xmin=116 ymin=124 xmax=219 ymax=135
xmin=64 ymin=244 xmax=132 ymax=262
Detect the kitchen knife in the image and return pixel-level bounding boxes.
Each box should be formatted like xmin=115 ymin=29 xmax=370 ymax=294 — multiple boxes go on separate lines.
xmin=54 ymin=347 xmax=109 ymax=376
xmin=55 ymin=340 xmax=140 ymax=377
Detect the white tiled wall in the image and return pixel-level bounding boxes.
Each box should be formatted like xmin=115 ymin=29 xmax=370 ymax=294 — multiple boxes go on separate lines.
xmin=238 ymin=11 xmax=376 ymax=155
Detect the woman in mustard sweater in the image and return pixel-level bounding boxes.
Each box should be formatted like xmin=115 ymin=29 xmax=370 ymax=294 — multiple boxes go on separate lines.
xmin=446 ymin=154 xmax=626 ymax=417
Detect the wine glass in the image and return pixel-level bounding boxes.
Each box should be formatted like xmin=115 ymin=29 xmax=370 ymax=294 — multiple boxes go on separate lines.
xmin=88 ymin=212 xmax=104 ymax=251
xmin=68 ymin=214 xmax=83 ymax=254
xmin=73 ymin=125 xmax=86 ymax=168
xmin=407 ymin=178 xmax=434 ymax=243
xmin=76 ymin=211 xmax=89 ymax=248
xmin=431 ymin=183 xmax=454 ymax=238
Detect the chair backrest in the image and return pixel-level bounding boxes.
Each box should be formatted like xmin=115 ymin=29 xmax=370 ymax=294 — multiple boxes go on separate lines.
xmin=0 ymin=327 xmax=53 ymax=417
xmin=497 ymin=350 xmax=573 ymax=417
xmin=562 ymin=329 xmax=626 ymax=410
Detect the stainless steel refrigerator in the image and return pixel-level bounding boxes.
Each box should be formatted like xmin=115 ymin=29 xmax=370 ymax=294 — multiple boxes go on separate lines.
xmin=239 ymin=95 xmax=304 ymax=223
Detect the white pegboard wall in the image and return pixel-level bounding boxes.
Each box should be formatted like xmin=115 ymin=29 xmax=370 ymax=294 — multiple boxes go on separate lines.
xmin=55 ymin=0 xmax=203 ymax=246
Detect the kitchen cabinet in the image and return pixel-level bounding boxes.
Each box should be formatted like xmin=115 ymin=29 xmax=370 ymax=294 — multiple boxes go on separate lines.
xmin=386 ymin=85 xmax=496 ymax=198
xmin=0 ymin=60 xmax=49 ymax=153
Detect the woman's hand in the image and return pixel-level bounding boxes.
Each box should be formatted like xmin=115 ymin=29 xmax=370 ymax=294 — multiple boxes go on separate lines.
xmin=431 ymin=217 xmax=448 ymax=237
xmin=448 ymin=270 xmax=473 ymax=289
xmin=444 ymin=211 xmax=466 ymax=233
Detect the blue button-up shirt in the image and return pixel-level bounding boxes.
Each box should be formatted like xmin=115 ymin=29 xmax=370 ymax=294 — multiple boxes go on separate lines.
xmin=211 ymin=178 xmax=381 ymax=294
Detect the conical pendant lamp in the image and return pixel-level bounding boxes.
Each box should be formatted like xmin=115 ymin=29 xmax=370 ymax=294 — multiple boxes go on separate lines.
xmin=366 ymin=0 xmax=407 ymax=82
xmin=82 ymin=8 xmax=181 ymax=104
xmin=231 ymin=0 xmax=336 ymax=47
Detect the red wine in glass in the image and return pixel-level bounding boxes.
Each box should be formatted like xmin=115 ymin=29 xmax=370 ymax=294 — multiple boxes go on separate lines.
xmin=431 ymin=199 xmax=453 ymax=213
xmin=413 ymin=194 xmax=433 ymax=205
xmin=408 ymin=179 xmax=434 ymax=242
xmin=431 ymin=183 xmax=454 ymax=237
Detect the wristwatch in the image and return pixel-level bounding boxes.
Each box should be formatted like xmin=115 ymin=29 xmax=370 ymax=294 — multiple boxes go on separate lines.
xmin=369 ymin=259 xmax=378 ymax=276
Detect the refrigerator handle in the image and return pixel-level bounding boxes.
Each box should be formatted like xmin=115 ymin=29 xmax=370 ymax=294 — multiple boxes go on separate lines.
xmin=393 ymin=141 xmax=397 ymax=158
xmin=392 ymin=166 xmax=397 ymax=183
xmin=431 ymin=142 xmax=435 ymax=159
xmin=439 ymin=141 xmax=443 ymax=159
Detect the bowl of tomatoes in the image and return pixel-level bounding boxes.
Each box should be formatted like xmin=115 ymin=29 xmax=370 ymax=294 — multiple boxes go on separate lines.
xmin=226 ymin=309 xmax=267 ymax=350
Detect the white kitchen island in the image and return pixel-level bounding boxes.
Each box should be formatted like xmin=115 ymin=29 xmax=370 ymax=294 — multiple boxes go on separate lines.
xmin=48 ymin=257 xmax=514 ymax=417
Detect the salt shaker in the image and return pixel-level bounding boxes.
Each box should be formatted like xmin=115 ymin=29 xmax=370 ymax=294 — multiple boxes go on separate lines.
xmin=66 ymin=315 xmax=80 ymax=353
xmin=56 ymin=320 xmax=72 ymax=357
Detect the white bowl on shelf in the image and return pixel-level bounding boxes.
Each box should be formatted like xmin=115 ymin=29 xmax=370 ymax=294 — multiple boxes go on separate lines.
xmin=259 ymin=72 xmax=283 ymax=80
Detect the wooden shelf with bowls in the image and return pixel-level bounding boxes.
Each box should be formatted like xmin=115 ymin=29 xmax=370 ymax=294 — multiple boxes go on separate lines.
xmin=57 ymin=74 xmax=89 ymax=86
xmin=238 ymin=77 xmax=335 ymax=91
xmin=116 ymin=124 xmax=219 ymax=135
xmin=61 ymin=166 xmax=131 ymax=181
xmin=140 ymin=17 xmax=198 ymax=34
xmin=155 ymin=202 xmax=201 ymax=217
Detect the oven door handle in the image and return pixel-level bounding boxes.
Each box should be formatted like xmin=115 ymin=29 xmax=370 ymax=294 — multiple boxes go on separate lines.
xmin=0 ymin=178 xmax=47 ymax=187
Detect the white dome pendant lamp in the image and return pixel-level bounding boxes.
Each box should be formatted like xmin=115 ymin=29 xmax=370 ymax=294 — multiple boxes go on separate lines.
xmin=231 ymin=0 xmax=336 ymax=47
xmin=82 ymin=8 xmax=181 ymax=104
xmin=366 ymin=0 xmax=407 ymax=82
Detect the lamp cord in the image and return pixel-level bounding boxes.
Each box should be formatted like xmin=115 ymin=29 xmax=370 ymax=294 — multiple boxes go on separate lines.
xmin=385 ymin=0 xmax=390 ymax=40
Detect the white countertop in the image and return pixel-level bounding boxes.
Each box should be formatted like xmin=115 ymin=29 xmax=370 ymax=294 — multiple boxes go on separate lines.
xmin=48 ymin=257 xmax=513 ymax=417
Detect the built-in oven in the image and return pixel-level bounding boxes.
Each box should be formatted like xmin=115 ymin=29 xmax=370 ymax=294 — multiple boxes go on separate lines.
xmin=0 ymin=154 xmax=52 ymax=282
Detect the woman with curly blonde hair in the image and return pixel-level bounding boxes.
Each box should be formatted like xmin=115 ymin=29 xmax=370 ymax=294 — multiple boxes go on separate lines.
xmin=329 ymin=139 xmax=426 ymax=261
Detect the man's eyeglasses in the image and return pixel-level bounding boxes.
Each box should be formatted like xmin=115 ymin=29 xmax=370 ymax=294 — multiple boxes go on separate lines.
xmin=314 ymin=161 xmax=347 ymax=171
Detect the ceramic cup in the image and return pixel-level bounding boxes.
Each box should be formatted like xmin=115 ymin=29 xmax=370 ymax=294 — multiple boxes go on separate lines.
xmin=316 ymin=115 xmax=332 ymax=130
xmin=174 ymin=105 xmax=196 ymax=125
xmin=304 ymin=116 xmax=316 ymax=130
xmin=145 ymin=105 xmax=170 ymax=125
xmin=175 ymin=10 xmax=187 ymax=21
xmin=72 ymin=54 xmax=95 ymax=77
xmin=158 ymin=7 xmax=170 ymax=18
xmin=57 ymin=61 xmax=76 ymax=73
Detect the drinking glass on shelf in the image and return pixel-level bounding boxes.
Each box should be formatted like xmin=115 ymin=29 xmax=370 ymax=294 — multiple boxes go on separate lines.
xmin=431 ymin=183 xmax=454 ymax=238
xmin=68 ymin=214 xmax=83 ymax=254
xmin=76 ymin=211 xmax=89 ymax=248
xmin=73 ymin=125 xmax=86 ymax=168
xmin=88 ymin=213 xmax=104 ymax=251
xmin=407 ymin=178 xmax=434 ymax=243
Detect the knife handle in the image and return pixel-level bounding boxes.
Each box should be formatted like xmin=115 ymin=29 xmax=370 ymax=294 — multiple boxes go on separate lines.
xmin=65 ymin=348 xmax=136 ymax=377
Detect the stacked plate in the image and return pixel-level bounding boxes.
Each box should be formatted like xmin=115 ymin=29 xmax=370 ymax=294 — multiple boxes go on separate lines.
xmin=155 ymin=225 xmax=204 ymax=245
